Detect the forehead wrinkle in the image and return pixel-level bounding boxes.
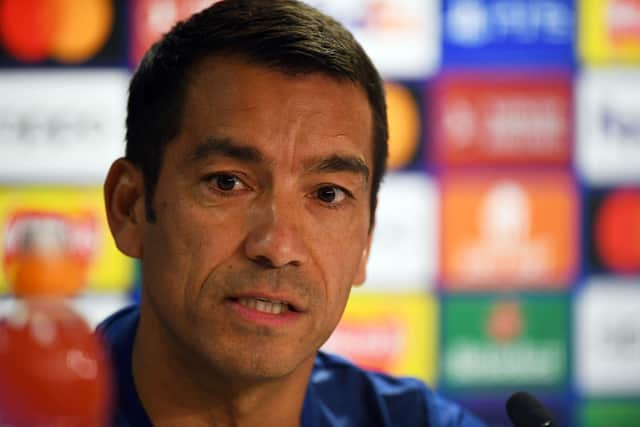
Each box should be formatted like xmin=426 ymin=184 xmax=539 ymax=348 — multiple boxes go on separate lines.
xmin=276 ymin=99 xmax=361 ymax=175
xmin=273 ymin=101 xmax=308 ymax=177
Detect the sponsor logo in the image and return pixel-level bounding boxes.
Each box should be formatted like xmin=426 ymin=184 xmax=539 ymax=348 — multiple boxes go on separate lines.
xmin=576 ymin=281 xmax=640 ymax=395
xmin=577 ymin=70 xmax=640 ymax=184
xmin=4 ymin=211 xmax=98 ymax=263
xmin=446 ymin=341 xmax=565 ymax=384
xmin=385 ymin=83 xmax=421 ymax=171
xmin=433 ymin=73 xmax=571 ymax=166
xmin=607 ymin=0 xmax=640 ymax=45
xmin=600 ymin=105 xmax=640 ymax=141
xmin=307 ymin=0 xmax=440 ymax=78
xmin=599 ymin=318 xmax=640 ymax=361
xmin=0 ymin=108 xmax=104 ymax=148
xmin=324 ymin=318 xmax=406 ymax=371
xmin=0 ymin=0 xmax=117 ymax=63
xmin=445 ymin=0 xmax=573 ymax=46
xmin=323 ymin=293 xmax=437 ymax=383
xmin=130 ymin=0 xmax=215 ymax=65
xmin=0 ymin=71 xmax=127 ymax=183
xmin=365 ymin=173 xmax=437 ymax=290
xmin=445 ymin=0 xmax=491 ymax=46
xmin=588 ymin=188 xmax=640 ymax=274
xmin=442 ymin=296 xmax=569 ymax=388
xmin=0 ymin=187 xmax=135 ymax=294
xmin=580 ymin=0 xmax=640 ymax=63
xmin=452 ymin=301 xmax=563 ymax=384
xmin=441 ymin=173 xmax=577 ymax=289
xmin=487 ymin=301 xmax=522 ymax=342
xmin=132 ymin=0 xmax=439 ymax=77
xmin=2 ymin=211 xmax=98 ymax=296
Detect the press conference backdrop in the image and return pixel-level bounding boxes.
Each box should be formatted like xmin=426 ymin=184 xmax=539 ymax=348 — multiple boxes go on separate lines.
xmin=0 ymin=1 xmax=639 ymax=426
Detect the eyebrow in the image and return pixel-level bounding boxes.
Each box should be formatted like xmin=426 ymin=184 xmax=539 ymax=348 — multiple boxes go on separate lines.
xmin=186 ymin=137 xmax=263 ymax=164
xmin=186 ymin=137 xmax=369 ymax=182
xmin=306 ymin=154 xmax=370 ymax=183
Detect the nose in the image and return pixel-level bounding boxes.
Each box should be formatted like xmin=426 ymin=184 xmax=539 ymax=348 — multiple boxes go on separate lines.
xmin=244 ymin=191 xmax=308 ymax=268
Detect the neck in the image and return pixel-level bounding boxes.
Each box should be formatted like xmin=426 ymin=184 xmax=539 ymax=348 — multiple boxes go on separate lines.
xmin=131 ymin=302 xmax=313 ymax=427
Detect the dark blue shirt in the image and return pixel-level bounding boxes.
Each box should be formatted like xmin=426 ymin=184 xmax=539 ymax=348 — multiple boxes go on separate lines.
xmin=97 ymin=306 xmax=485 ymax=427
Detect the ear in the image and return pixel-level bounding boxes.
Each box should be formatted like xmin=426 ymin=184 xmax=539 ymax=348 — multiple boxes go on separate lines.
xmin=352 ymin=217 xmax=375 ymax=287
xmin=103 ymin=158 xmax=146 ymax=259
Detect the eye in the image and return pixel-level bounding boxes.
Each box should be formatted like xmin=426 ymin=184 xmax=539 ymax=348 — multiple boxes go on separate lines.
xmin=315 ymin=185 xmax=349 ymax=205
xmin=216 ymin=174 xmax=239 ymax=191
xmin=205 ymin=173 xmax=248 ymax=192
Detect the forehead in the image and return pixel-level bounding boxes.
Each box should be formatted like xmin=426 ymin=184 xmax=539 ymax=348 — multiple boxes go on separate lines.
xmin=174 ymin=55 xmax=374 ymax=166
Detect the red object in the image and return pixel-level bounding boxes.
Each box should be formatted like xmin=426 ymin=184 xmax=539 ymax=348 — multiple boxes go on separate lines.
xmin=0 ymin=0 xmax=56 ymax=62
xmin=594 ymin=189 xmax=640 ymax=273
xmin=0 ymin=299 xmax=112 ymax=427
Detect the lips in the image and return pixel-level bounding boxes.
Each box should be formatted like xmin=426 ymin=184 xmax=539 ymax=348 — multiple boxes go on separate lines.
xmin=236 ymin=297 xmax=290 ymax=314
xmin=227 ymin=293 xmax=303 ymax=314
xmin=226 ymin=293 xmax=304 ymax=328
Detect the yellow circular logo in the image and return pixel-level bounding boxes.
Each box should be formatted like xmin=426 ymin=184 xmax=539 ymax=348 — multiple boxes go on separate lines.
xmin=385 ymin=82 xmax=420 ymax=170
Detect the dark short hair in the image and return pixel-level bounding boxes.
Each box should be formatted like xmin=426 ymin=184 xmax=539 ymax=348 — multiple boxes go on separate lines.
xmin=125 ymin=0 xmax=388 ymax=224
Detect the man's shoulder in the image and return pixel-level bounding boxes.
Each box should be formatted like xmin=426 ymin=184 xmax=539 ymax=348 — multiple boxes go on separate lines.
xmin=312 ymin=351 xmax=428 ymax=398
xmin=95 ymin=308 xmax=485 ymax=427
xmin=96 ymin=305 xmax=152 ymax=427
xmin=96 ymin=304 xmax=139 ymax=338
xmin=309 ymin=352 xmax=485 ymax=427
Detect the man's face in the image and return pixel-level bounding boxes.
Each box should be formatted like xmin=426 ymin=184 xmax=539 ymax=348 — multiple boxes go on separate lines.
xmin=137 ymin=57 xmax=374 ymax=381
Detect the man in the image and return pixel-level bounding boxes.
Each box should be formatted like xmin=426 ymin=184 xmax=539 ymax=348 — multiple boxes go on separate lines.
xmin=100 ymin=1 xmax=485 ymax=426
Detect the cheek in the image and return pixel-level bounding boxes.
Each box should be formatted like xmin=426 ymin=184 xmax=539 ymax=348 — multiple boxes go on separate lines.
xmin=142 ymin=202 xmax=246 ymax=303
xmin=158 ymin=195 xmax=248 ymax=252
xmin=310 ymin=222 xmax=368 ymax=316
xmin=311 ymin=216 xmax=369 ymax=279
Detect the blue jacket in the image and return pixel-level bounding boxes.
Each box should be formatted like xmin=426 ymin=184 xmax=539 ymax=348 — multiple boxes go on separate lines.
xmin=97 ymin=306 xmax=486 ymax=427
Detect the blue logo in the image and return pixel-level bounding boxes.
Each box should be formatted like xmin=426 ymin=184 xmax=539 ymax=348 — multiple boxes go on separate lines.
xmin=442 ymin=0 xmax=575 ymax=66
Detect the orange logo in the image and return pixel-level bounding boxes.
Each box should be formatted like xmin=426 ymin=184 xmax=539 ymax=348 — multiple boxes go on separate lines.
xmin=3 ymin=211 xmax=98 ymax=296
xmin=441 ymin=172 xmax=577 ymax=289
xmin=0 ymin=0 xmax=114 ymax=63
xmin=385 ymin=82 xmax=420 ymax=170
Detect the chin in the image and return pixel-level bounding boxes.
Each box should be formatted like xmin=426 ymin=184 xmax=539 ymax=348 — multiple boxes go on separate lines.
xmin=205 ymin=346 xmax=314 ymax=383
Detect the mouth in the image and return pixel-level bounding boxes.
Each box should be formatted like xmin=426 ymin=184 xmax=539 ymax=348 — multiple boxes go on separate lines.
xmin=227 ymin=296 xmax=299 ymax=315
